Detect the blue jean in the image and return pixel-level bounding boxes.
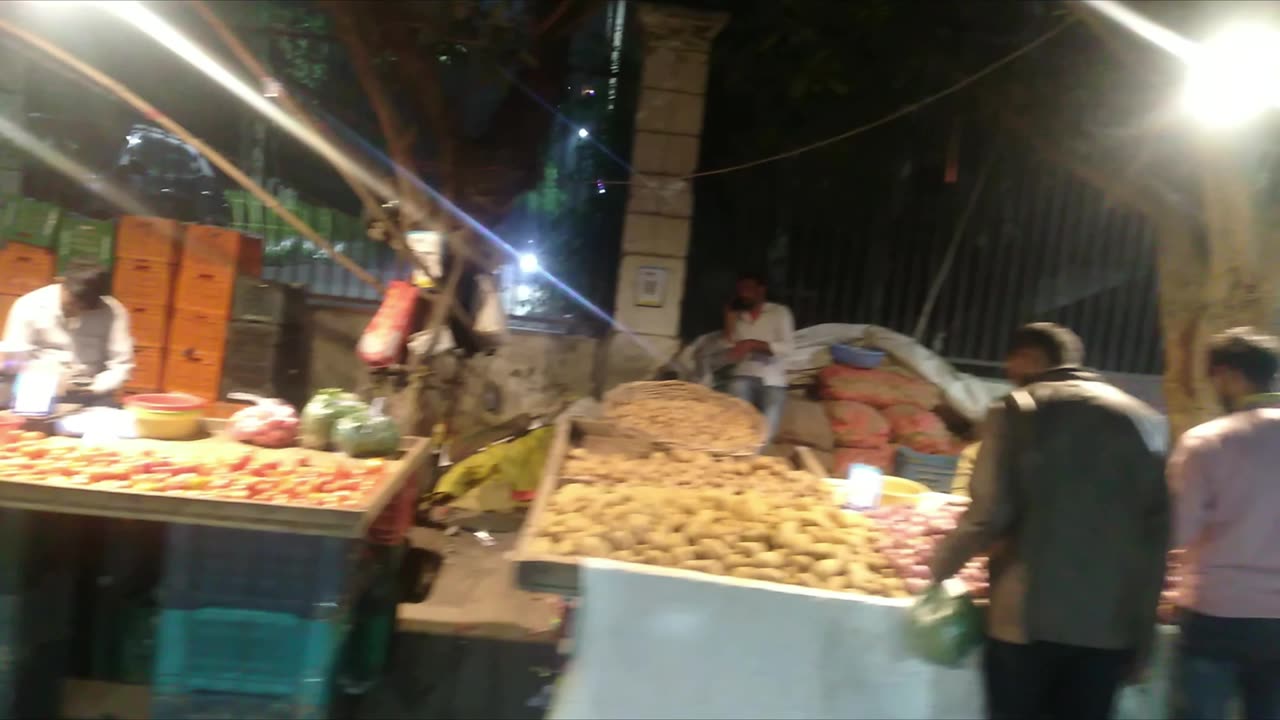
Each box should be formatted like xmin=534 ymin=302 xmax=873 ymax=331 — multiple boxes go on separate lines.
xmin=1175 ymin=611 xmax=1280 ymax=720
xmin=725 ymin=376 xmax=787 ymax=443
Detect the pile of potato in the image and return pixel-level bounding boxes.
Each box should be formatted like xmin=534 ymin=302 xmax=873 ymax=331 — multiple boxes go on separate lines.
xmin=561 ymin=448 xmax=831 ymax=501
xmin=528 ymin=481 xmax=910 ymax=598
xmin=604 ymin=397 xmax=761 ymax=452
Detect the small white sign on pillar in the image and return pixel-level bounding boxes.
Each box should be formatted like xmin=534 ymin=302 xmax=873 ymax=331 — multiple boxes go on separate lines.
xmin=634 ymin=266 xmax=668 ymax=308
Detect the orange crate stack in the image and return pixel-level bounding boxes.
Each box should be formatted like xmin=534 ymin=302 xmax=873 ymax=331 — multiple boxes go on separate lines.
xmin=0 ymin=294 xmax=17 ymax=330
xmin=165 ymin=225 xmax=263 ymax=401
xmin=115 ymin=217 xmax=184 ymax=393
xmin=0 ymin=242 xmax=55 ymax=297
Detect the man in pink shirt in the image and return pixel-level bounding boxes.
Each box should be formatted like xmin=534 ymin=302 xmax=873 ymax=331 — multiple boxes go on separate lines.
xmin=1167 ymin=327 xmax=1280 ymax=720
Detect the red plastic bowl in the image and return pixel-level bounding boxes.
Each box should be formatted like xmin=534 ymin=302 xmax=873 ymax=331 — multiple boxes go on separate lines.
xmin=123 ymin=393 xmax=208 ymax=413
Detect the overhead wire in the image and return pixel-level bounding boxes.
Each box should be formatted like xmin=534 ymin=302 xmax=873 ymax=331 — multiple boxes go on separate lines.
xmin=602 ymin=18 xmax=1076 ymax=185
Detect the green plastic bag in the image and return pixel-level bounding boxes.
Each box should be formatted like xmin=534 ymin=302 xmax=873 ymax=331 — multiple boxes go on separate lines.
xmin=333 ymin=400 xmax=401 ymax=458
xmin=299 ymin=388 xmax=366 ymax=450
xmin=905 ymin=579 xmax=982 ymax=667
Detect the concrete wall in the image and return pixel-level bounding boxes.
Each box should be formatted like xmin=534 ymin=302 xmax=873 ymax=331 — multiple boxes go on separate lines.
xmin=305 ymin=302 xmax=600 ymax=434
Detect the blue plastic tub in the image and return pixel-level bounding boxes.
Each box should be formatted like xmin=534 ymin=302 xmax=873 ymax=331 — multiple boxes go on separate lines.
xmin=160 ymin=524 xmax=360 ymax=619
xmin=894 ymin=446 xmax=961 ymax=492
xmin=153 ymin=607 xmax=348 ymax=702
xmin=151 ymin=689 xmax=330 ymax=720
xmin=830 ymin=344 xmax=886 ymax=369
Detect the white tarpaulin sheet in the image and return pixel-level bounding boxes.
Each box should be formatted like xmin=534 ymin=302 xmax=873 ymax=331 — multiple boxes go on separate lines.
xmin=666 ymin=323 xmax=1009 ymax=423
xmin=550 ymin=560 xmax=1175 ymax=720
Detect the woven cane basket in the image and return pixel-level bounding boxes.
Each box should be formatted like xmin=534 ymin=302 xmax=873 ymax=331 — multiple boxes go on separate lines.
xmin=601 ymin=381 xmax=768 ymax=456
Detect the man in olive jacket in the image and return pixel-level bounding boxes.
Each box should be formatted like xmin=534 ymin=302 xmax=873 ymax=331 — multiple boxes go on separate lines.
xmin=930 ymin=323 xmax=1170 ymax=720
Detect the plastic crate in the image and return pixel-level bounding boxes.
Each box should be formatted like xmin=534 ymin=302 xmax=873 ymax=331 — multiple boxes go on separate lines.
xmin=169 ymin=308 xmax=231 ymax=355
xmin=231 ymin=276 xmax=306 ymax=326
xmin=0 ymin=635 xmax=70 ymax=720
xmin=125 ymin=346 xmax=165 ymax=393
xmin=0 ymin=242 xmax=54 ymax=296
xmin=89 ymin=591 xmax=156 ymax=685
xmin=173 ymin=263 xmax=237 ymax=316
xmin=894 ymin=446 xmax=960 ymax=492
xmin=311 ymin=208 xmax=335 ymax=240
xmin=335 ymin=544 xmax=402 ymax=694
xmin=0 ymin=570 xmax=75 ymax=654
xmin=183 ymin=225 xmax=263 ymax=277
xmin=0 ymin=509 xmax=78 ymax=596
xmin=152 ymin=689 xmax=331 ymax=720
xmin=367 ymin=478 xmax=415 ymax=546
xmin=116 ymin=216 xmax=183 ymax=264
xmin=0 ymin=199 xmax=61 ymax=249
xmin=831 ymin=344 xmax=886 ymax=369
xmin=0 ymin=296 xmax=14 ymax=329
xmin=152 ymin=607 xmax=346 ymax=702
xmin=112 ymin=256 xmax=176 ymax=307
xmin=56 ymin=215 xmax=115 ymax=273
xmin=124 ymin=303 xmax=169 ymax=348
xmin=162 ymin=347 xmax=224 ymax=401
xmin=160 ymin=524 xmax=360 ymax=618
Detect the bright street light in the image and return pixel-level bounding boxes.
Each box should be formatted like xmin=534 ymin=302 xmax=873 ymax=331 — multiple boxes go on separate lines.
xmin=1181 ymin=23 xmax=1280 ymax=129
xmin=518 ymin=252 xmax=539 ymax=274
xmin=577 ymin=128 xmax=590 ymax=139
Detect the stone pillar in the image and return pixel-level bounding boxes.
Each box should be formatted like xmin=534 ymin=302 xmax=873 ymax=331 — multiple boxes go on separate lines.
xmin=604 ymin=3 xmax=726 ymax=389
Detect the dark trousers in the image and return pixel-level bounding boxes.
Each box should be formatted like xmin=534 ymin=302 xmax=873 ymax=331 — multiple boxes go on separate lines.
xmin=1175 ymin=611 xmax=1280 ymax=720
xmin=984 ymin=638 xmax=1133 ymax=720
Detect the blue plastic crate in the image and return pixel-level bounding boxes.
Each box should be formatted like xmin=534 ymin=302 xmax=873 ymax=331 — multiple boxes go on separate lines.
xmin=160 ymin=524 xmax=360 ymax=618
xmin=894 ymin=446 xmax=960 ymax=492
xmin=831 ymin=344 xmax=886 ymax=369
xmin=0 ymin=570 xmax=75 ymax=657
xmin=151 ymin=690 xmax=331 ymax=720
xmin=153 ymin=607 xmax=347 ymax=702
xmin=0 ymin=636 xmax=69 ymax=720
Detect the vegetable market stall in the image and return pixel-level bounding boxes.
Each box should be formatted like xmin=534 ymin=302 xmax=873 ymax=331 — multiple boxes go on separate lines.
xmin=513 ymin=417 xmax=1176 ymax=720
xmin=0 ymin=422 xmax=430 ymax=719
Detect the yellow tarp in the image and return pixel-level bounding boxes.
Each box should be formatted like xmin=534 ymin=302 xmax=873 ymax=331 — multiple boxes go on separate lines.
xmin=435 ymin=426 xmax=553 ymax=502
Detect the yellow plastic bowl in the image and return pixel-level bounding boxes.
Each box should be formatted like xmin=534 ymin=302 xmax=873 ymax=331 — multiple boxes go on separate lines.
xmin=129 ymin=408 xmax=204 ymax=440
xmin=879 ymin=476 xmax=930 ymax=506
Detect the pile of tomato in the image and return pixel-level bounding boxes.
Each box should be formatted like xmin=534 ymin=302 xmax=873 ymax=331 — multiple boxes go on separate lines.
xmin=0 ymin=433 xmax=389 ymax=509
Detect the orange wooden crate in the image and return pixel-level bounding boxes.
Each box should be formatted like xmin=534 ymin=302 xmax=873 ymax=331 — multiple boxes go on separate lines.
xmin=126 ymin=303 xmax=170 ymax=348
xmin=125 ymin=345 xmax=165 ymax=392
xmin=0 ymin=243 xmax=55 ymax=296
xmin=162 ymin=347 xmax=224 ymax=401
xmin=167 ymin=308 xmax=229 ymax=355
xmin=182 ymin=225 xmax=263 ymax=277
xmin=112 ymin=257 xmax=177 ymax=307
xmin=0 ymin=294 xmax=17 ymax=329
xmin=172 ymin=265 xmax=236 ymax=317
xmin=116 ymin=216 xmax=183 ymax=264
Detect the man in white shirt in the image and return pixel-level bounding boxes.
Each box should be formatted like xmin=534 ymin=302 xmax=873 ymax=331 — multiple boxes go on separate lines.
xmin=723 ymin=271 xmax=794 ymax=441
xmin=2 ymin=265 xmax=134 ymax=405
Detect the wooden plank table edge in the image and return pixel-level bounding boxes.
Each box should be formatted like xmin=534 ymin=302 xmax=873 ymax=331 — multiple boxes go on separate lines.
xmin=0 ymin=432 xmax=431 ymax=538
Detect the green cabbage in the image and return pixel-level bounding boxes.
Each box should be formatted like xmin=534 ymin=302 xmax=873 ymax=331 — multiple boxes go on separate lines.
xmin=333 ymin=411 xmax=401 ymax=458
xmin=299 ymin=388 xmax=367 ymax=450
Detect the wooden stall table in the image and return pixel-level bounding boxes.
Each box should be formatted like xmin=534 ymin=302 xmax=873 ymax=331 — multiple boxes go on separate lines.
xmin=0 ymin=424 xmax=431 ymax=720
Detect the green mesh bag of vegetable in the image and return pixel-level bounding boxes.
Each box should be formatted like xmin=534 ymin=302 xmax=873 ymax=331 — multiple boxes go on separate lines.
xmin=905 ymin=579 xmax=982 ymax=667
xmin=333 ymin=401 xmax=401 ymax=458
xmin=300 ymin=388 xmax=367 ymax=450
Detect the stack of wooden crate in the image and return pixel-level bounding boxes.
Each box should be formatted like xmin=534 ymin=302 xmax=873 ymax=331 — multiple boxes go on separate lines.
xmin=164 ymin=225 xmax=263 ymax=401
xmin=0 ymin=199 xmax=60 ymax=329
xmin=223 ymin=277 xmax=307 ymax=406
xmin=113 ymin=217 xmax=184 ymax=393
